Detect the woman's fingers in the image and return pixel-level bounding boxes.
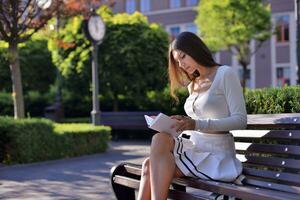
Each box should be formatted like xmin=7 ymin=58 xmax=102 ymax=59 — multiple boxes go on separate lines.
xmin=171 ymin=115 xmax=183 ymax=129
xmin=170 ymin=115 xmax=194 ymax=131
xmin=170 ymin=115 xmax=183 ymax=120
xmin=173 ymin=118 xmax=195 ymax=132
xmin=175 ymin=120 xmax=188 ymax=132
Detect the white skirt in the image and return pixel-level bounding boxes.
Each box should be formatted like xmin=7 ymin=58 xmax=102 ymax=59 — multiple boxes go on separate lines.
xmin=173 ymin=130 xmax=242 ymax=182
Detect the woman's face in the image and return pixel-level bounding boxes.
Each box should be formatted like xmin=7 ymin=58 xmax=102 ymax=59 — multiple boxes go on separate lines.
xmin=172 ymin=50 xmax=198 ymax=75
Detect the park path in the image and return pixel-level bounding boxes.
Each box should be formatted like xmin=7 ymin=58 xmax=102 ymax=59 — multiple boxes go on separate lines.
xmin=0 ymin=140 xmax=150 ymax=200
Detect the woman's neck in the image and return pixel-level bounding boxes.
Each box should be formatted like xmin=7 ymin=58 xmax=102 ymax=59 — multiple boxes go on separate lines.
xmin=196 ymin=65 xmax=217 ymax=80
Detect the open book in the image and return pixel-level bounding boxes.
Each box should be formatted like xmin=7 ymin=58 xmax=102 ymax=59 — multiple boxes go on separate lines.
xmin=144 ymin=113 xmax=179 ymax=137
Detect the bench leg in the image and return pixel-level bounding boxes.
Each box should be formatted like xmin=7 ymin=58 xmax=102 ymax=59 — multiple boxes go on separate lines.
xmin=110 ymin=163 xmax=136 ymax=200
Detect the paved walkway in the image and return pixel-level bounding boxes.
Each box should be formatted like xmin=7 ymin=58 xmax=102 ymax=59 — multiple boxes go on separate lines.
xmin=0 ymin=140 xmax=151 ymax=200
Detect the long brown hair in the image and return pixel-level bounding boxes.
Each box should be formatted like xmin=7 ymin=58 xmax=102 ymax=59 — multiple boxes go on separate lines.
xmin=168 ymin=32 xmax=220 ymax=100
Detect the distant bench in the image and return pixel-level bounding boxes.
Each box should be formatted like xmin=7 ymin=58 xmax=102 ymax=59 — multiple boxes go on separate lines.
xmin=110 ymin=113 xmax=300 ymax=200
xmin=100 ymin=111 xmax=160 ymax=130
xmin=100 ymin=112 xmax=300 ymax=131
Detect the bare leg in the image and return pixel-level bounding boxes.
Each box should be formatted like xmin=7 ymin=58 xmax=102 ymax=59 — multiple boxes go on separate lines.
xmin=137 ymin=133 xmax=185 ymax=200
xmin=150 ymin=133 xmax=181 ymax=200
xmin=137 ymin=155 xmax=184 ymax=200
xmin=137 ymin=157 xmax=151 ymax=200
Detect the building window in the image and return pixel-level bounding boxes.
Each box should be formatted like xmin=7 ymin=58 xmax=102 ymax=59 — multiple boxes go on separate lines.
xmin=275 ymin=15 xmax=289 ymax=43
xmin=186 ymin=24 xmax=197 ymax=34
xmin=126 ymin=0 xmax=136 ymax=14
xmin=186 ymin=0 xmax=198 ymax=6
xmin=170 ymin=0 xmax=181 ymax=9
xmin=169 ymin=26 xmax=181 ymax=40
xmin=140 ymin=0 xmax=150 ymax=13
xmin=276 ymin=67 xmax=290 ymax=86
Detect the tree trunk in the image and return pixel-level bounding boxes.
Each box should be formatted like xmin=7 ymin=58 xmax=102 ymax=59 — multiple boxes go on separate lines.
xmin=241 ymin=63 xmax=248 ymax=95
xmin=8 ymin=41 xmax=25 ymax=118
xmin=113 ymin=94 xmax=119 ymax=111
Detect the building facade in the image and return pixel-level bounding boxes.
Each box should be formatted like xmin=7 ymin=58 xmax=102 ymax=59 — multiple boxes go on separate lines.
xmin=113 ymin=0 xmax=298 ymax=88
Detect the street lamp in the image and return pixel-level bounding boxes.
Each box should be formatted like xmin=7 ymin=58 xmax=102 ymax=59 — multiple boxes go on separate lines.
xmin=296 ymin=0 xmax=300 ymax=84
xmin=36 ymin=0 xmax=52 ymax=9
xmin=83 ymin=9 xmax=106 ymax=125
xmin=37 ymin=0 xmax=65 ymax=122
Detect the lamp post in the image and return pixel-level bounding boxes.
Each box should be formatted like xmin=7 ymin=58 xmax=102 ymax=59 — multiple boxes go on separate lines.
xmin=296 ymin=0 xmax=300 ymax=84
xmin=83 ymin=9 xmax=106 ymax=125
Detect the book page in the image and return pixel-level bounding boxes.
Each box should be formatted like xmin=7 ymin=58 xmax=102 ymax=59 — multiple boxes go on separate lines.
xmin=144 ymin=115 xmax=154 ymax=126
xmin=144 ymin=113 xmax=179 ymax=137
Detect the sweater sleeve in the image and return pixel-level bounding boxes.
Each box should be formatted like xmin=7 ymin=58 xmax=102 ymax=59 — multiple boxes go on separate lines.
xmin=195 ymin=68 xmax=247 ymax=131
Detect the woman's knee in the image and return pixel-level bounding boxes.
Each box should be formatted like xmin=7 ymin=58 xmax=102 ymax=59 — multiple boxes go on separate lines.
xmin=141 ymin=157 xmax=150 ymax=176
xmin=151 ymin=132 xmax=174 ymax=153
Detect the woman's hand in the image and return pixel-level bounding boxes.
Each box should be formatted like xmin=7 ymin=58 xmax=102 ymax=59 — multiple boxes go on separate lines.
xmin=171 ymin=115 xmax=195 ymax=132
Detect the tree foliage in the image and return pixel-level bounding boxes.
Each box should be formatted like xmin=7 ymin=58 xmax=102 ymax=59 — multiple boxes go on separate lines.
xmin=48 ymin=7 xmax=169 ymax=111
xmin=195 ymin=0 xmax=271 ymax=92
xmin=0 ymin=38 xmax=56 ymax=93
xmin=0 ymin=0 xmax=114 ymax=118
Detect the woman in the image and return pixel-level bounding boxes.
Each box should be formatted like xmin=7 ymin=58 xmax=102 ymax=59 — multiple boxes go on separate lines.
xmin=137 ymin=32 xmax=247 ymax=200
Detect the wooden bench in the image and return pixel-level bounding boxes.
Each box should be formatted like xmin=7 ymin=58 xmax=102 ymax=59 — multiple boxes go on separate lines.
xmin=110 ymin=113 xmax=300 ymax=200
xmin=100 ymin=111 xmax=159 ymax=130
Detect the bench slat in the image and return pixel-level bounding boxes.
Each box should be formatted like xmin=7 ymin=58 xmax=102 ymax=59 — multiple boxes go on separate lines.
xmin=114 ymin=175 xmax=213 ymax=200
xmin=167 ymin=189 xmax=209 ymax=200
xmin=122 ymin=164 xmax=299 ymax=200
xmin=113 ymin=175 xmax=140 ymax=189
xmin=243 ymin=168 xmax=300 ymax=186
xmin=173 ymin=177 xmax=299 ymax=200
xmin=101 ymin=111 xmax=159 ymax=116
xmin=124 ymin=163 xmax=141 ymax=176
xmin=113 ymin=174 xmax=299 ymax=200
xmin=231 ymin=130 xmax=300 ymax=139
xmin=244 ymin=177 xmax=300 ymax=195
xmin=237 ymin=154 xmax=300 ymax=170
xmin=235 ymin=142 xmax=300 ymax=156
xmin=100 ymin=124 xmax=148 ymax=130
xmin=100 ymin=111 xmax=160 ymax=130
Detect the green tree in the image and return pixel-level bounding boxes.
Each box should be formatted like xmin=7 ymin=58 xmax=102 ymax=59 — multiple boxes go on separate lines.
xmin=48 ymin=7 xmax=169 ymax=111
xmin=0 ymin=1 xmax=56 ymax=118
xmin=0 ymin=0 xmax=114 ymax=118
xmin=0 ymin=39 xmax=56 ymax=94
xmin=195 ymin=0 xmax=271 ymax=93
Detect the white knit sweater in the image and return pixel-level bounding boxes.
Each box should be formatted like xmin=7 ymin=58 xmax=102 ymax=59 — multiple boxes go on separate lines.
xmin=184 ymin=65 xmax=247 ymax=132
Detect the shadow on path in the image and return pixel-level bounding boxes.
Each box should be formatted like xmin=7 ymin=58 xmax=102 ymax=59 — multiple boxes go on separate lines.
xmin=0 ymin=140 xmax=150 ymax=200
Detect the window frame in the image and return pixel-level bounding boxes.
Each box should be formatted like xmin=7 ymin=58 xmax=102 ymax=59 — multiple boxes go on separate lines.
xmin=169 ymin=0 xmax=181 ymax=9
xmin=275 ymin=15 xmax=290 ymax=44
xmin=275 ymin=66 xmax=291 ymax=87
xmin=140 ymin=0 xmax=151 ymax=13
xmin=186 ymin=0 xmax=198 ymax=7
xmin=126 ymin=0 xmax=136 ymax=14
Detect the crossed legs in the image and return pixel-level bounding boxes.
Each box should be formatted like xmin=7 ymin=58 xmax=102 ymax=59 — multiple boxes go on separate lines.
xmin=137 ymin=133 xmax=184 ymax=200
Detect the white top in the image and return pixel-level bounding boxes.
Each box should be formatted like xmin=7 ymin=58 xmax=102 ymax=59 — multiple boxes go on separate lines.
xmin=184 ymin=65 xmax=247 ymax=132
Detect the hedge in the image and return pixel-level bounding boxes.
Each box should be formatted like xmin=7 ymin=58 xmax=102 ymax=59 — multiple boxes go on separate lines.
xmin=1 ymin=86 xmax=300 ymax=118
xmin=0 ymin=117 xmax=111 ymax=164
xmin=245 ymin=86 xmax=300 ymax=114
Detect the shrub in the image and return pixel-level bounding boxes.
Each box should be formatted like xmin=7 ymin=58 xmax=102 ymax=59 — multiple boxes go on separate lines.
xmin=0 ymin=92 xmax=13 ymax=116
xmin=54 ymin=123 xmax=111 ymax=157
xmin=0 ymin=117 xmax=55 ymax=164
xmin=0 ymin=91 xmax=51 ymax=117
xmin=0 ymin=117 xmax=111 ymax=164
xmin=245 ymin=86 xmax=300 ymax=114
